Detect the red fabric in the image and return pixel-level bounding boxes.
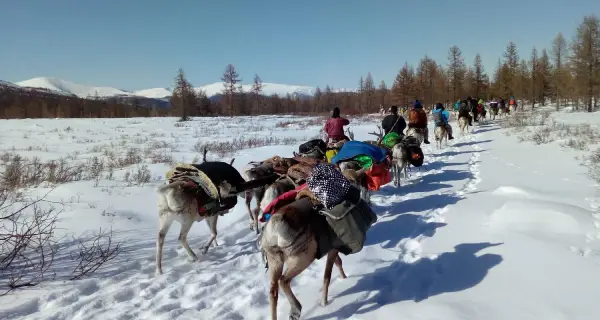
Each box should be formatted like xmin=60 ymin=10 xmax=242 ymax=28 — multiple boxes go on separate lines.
xmin=324 ymin=117 xmax=350 ymax=141
xmin=477 ymin=104 xmax=484 ymax=113
xmin=260 ymin=183 xmax=307 ymax=222
xmin=365 ymin=162 xmax=392 ymax=191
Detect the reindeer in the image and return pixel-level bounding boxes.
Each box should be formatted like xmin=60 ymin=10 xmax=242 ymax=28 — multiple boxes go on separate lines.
xmin=458 ymin=116 xmax=470 ymax=135
xmin=260 ymin=166 xmax=369 ymax=320
xmin=156 ymin=152 xmax=239 ymax=275
xmin=434 ymin=125 xmax=448 ymax=149
xmin=406 ymin=127 xmax=425 ymax=145
xmin=243 ymin=156 xmax=298 ymax=233
xmin=367 ymin=125 xmax=409 ymax=187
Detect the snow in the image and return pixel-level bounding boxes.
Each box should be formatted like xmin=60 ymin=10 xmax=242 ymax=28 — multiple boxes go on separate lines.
xmin=16 ymin=77 xmax=134 ymax=98
xmin=133 ymin=87 xmax=172 ymax=99
xmin=196 ymin=82 xmax=316 ymax=97
xmin=1 ymin=110 xmax=600 ymax=320
xmin=11 ymin=77 xmax=329 ymax=99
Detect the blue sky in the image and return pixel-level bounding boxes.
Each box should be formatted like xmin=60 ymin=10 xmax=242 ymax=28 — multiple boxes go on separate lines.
xmin=1 ymin=0 xmax=597 ymax=91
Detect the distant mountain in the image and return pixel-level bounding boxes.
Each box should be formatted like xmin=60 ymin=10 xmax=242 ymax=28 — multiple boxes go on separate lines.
xmin=16 ymin=77 xmax=133 ymax=98
xmin=11 ymin=77 xmax=355 ymax=100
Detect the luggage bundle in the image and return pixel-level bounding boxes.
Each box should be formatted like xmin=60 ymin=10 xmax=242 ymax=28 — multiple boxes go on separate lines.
xmin=330 ymin=141 xmax=392 ymax=191
xmin=307 ymin=163 xmax=377 ymax=256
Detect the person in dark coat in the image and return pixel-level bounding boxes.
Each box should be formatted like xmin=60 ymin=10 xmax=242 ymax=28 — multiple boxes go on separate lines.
xmin=458 ymin=100 xmax=473 ymax=126
xmin=381 ymin=105 xmax=407 ymax=136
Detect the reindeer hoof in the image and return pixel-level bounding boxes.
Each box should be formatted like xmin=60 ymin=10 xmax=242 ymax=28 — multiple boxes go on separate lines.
xmin=155 ymin=269 xmax=163 ymax=276
xmin=289 ymin=309 xmax=301 ymax=320
xmin=201 ymin=246 xmax=209 ymax=255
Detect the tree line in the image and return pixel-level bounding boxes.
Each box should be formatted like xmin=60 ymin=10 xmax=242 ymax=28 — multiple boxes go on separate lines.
xmin=1 ymin=14 xmax=598 ymax=120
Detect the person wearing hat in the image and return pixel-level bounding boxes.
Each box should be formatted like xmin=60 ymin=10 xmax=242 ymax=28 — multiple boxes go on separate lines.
xmin=381 ymin=105 xmax=407 ymax=136
xmin=407 ymin=100 xmax=430 ymax=144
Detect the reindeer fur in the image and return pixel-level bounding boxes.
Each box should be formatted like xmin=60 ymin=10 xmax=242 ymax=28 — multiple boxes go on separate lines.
xmin=434 ymin=125 xmax=448 ymax=149
xmin=406 ymin=127 xmax=425 ymax=145
xmin=458 ymin=116 xmax=470 ymax=135
xmin=260 ymin=196 xmax=347 ymax=320
xmin=155 ymin=181 xmax=226 ymax=275
xmin=391 ymin=143 xmax=408 ymax=187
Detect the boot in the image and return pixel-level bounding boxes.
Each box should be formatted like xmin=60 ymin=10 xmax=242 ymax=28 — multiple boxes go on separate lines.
xmin=424 ymin=139 xmax=431 ymax=144
xmin=448 ymin=134 xmax=454 ymax=140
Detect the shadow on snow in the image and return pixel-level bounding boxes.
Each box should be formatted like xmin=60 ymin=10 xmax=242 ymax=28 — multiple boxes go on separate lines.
xmin=309 ymin=242 xmax=504 ymax=320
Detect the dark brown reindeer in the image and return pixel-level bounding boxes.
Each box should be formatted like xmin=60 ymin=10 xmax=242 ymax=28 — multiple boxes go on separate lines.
xmin=259 ymin=165 xmax=373 ymax=320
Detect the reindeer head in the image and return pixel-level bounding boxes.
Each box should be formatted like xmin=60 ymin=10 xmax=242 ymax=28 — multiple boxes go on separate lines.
xmin=340 ymin=167 xmax=368 ymax=187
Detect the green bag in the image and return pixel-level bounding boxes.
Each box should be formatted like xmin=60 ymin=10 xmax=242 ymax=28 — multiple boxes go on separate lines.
xmin=382 ymin=132 xmax=402 ymax=149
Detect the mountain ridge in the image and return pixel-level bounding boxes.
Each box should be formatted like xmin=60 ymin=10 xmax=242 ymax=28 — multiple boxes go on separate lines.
xmin=8 ymin=77 xmax=356 ymax=100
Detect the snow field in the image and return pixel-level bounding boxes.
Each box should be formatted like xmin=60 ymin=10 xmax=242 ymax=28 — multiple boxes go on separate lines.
xmin=1 ymin=109 xmax=600 ymax=320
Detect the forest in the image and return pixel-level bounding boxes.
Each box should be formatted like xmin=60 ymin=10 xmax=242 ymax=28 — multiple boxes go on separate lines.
xmin=1 ymin=14 xmax=598 ymax=119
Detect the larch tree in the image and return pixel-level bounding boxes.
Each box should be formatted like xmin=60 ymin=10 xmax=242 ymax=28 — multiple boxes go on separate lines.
xmin=251 ymin=73 xmax=264 ymax=114
xmin=551 ymin=32 xmax=569 ymax=109
xmin=447 ymin=45 xmax=466 ymax=101
xmin=570 ymin=15 xmax=600 ymax=112
xmin=391 ymin=63 xmax=416 ymax=107
xmin=503 ymin=41 xmax=520 ymax=96
xmin=221 ymin=64 xmax=242 ymax=116
xmin=363 ymin=73 xmax=376 ymax=112
xmin=377 ymin=80 xmax=389 ymax=108
xmin=472 ymin=54 xmax=487 ymax=99
xmin=170 ymin=68 xmax=196 ymax=121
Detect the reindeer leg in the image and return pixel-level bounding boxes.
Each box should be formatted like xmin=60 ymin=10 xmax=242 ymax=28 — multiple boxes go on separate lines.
xmin=201 ymin=215 xmax=219 ymax=254
xmin=178 ymin=217 xmax=198 ymax=262
xmin=334 ymin=253 xmax=347 ymax=279
xmin=245 ymin=191 xmax=254 ymax=230
xmin=281 ymin=241 xmax=317 ymax=320
xmin=253 ymin=207 xmax=261 ymax=235
xmin=156 ymin=214 xmax=174 ymax=275
xmin=322 ymin=250 xmax=340 ymax=306
xmin=267 ymin=252 xmax=284 ymax=320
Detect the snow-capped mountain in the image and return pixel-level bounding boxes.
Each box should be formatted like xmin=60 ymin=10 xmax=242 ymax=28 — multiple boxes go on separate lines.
xmin=16 ymin=77 xmax=134 ymax=98
xmin=9 ymin=77 xmax=345 ymax=100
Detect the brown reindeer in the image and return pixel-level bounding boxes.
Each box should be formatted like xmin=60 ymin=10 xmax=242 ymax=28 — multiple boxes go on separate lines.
xmin=243 ymin=156 xmax=298 ymax=233
xmin=259 ymin=166 xmax=371 ymax=320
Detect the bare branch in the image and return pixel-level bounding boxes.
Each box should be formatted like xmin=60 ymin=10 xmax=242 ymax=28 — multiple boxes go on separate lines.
xmin=69 ymin=228 xmax=121 ymax=281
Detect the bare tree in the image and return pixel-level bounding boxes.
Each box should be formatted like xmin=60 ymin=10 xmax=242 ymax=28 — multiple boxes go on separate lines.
xmin=221 ymin=64 xmax=242 ymax=116
xmin=570 ymin=15 xmax=600 ymax=112
xmin=170 ymin=68 xmax=196 ymax=121
xmin=251 ymin=74 xmax=264 ymax=114
xmin=551 ymin=32 xmax=569 ymax=110
xmin=363 ymin=73 xmax=376 ymax=112
xmin=447 ymin=45 xmax=466 ymax=100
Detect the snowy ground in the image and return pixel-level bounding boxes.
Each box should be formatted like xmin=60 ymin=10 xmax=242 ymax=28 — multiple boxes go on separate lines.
xmin=1 ymin=110 xmax=600 ymax=320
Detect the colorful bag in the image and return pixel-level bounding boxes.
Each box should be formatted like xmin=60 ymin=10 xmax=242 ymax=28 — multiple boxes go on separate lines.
xmin=382 ymin=132 xmax=402 ymax=149
xmin=325 ymin=149 xmax=338 ymax=163
xmin=365 ymin=162 xmax=392 ymax=191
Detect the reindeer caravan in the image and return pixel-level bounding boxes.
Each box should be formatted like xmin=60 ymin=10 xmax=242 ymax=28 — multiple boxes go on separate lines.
xmin=156 ymin=106 xmax=415 ymax=319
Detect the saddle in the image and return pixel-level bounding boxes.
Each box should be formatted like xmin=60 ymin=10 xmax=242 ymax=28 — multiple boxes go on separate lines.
xmin=166 ymin=162 xmax=279 ymax=217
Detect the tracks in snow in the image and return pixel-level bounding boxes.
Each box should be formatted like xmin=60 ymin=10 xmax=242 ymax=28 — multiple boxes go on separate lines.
xmin=3 ymin=125 xmax=488 ymax=320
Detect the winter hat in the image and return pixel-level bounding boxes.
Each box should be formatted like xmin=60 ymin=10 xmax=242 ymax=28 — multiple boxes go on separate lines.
xmin=435 ymin=103 xmax=444 ymax=110
xmin=414 ymin=100 xmax=422 ymax=108
xmin=390 ymin=105 xmax=398 ymax=114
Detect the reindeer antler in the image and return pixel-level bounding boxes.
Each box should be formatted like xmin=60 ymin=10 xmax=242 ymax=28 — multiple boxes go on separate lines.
xmin=202 ymin=147 xmax=208 ymax=162
xmin=368 ymin=125 xmax=384 ymax=145
xmin=344 ymin=127 xmax=355 ymax=141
